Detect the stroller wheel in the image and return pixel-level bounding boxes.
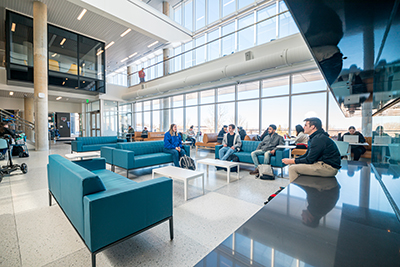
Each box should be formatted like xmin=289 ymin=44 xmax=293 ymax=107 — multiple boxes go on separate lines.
xmin=21 ymin=163 xmax=28 ymax=174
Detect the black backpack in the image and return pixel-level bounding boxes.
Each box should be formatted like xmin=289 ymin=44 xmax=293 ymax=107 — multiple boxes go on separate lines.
xmin=179 ymin=155 xmax=196 ymax=170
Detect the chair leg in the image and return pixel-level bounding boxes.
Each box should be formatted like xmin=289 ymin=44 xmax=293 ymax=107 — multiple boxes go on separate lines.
xmin=126 ymin=169 xmax=129 ymax=178
xmin=91 ymin=252 xmax=96 ymax=267
xmin=169 ymin=217 xmax=174 ymax=240
xmin=48 ymin=191 xmax=52 ymax=206
xmin=281 ymin=167 xmax=283 ymax=178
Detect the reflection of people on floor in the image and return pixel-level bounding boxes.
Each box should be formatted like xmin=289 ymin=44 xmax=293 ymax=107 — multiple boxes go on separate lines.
xmin=339 ymin=126 xmax=366 ymax=161
xmin=293 ymin=175 xmax=340 ymax=228
xmin=372 ymin=126 xmax=391 ymax=163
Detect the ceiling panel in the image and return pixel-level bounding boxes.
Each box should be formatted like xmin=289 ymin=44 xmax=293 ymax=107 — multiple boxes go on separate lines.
xmin=0 ymin=0 xmax=166 ymax=73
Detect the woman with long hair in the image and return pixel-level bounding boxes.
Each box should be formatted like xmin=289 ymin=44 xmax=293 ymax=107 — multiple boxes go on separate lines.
xmin=293 ymin=124 xmax=308 ymax=148
xmin=164 ymin=124 xmax=186 ymax=167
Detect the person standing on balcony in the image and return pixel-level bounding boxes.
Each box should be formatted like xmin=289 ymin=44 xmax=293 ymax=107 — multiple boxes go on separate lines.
xmin=138 ymin=68 xmax=145 ymax=83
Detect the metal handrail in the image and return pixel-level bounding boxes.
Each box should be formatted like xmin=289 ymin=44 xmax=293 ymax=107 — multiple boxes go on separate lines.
xmin=0 ymin=109 xmax=35 ymax=129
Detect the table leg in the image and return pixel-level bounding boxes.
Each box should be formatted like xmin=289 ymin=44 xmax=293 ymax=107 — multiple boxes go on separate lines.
xmin=152 ymin=170 xmax=154 ymax=179
xmin=237 ymin=165 xmax=240 ymax=181
xmin=207 ymin=165 xmax=209 ymax=176
xmin=288 ymin=149 xmax=292 ymax=159
xmin=184 ymin=180 xmax=188 ymax=201
xmin=347 ymin=145 xmax=352 ymax=160
xmin=202 ymin=174 xmax=204 ymax=195
xmin=227 ymin=167 xmax=230 ymax=183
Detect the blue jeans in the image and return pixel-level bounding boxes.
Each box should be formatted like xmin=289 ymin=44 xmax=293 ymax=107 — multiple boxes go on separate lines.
xmin=219 ymin=146 xmax=235 ymax=161
xmin=140 ymin=77 xmax=145 ymax=83
xmin=164 ymin=148 xmax=186 ymax=167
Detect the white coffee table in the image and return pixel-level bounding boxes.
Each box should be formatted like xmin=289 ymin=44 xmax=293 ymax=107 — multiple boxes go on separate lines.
xmin=65 ymin=151 xmax=100 ymax=160
xmin=152 ymin=166 xmax=204 ymax=201
xmin=197 ymin=158 xmax=240 ymax=183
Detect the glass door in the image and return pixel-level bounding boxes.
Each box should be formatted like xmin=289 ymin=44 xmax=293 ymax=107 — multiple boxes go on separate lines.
xmin=90 ymin=111 xmax=100 ymax=136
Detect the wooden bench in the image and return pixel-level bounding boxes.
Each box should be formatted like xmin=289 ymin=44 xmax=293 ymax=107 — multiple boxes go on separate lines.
xmin=143 ymin=132 xmax=164 ymax=141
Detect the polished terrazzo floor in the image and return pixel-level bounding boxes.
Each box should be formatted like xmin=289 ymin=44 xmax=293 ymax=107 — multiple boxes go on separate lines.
xmin=0 ymin=142 xmax=289 ymax=267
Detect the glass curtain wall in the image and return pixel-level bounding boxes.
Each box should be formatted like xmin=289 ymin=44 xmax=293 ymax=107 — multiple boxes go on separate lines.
xmin=103 ymin=101 xmax=118 ymax=136
xmin=131 ymin=69 xmax=362 ymax=140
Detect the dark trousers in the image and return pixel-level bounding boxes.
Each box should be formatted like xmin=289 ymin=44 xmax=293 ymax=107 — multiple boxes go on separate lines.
xmin=352 ymin=146 xmax=366 ymax=161
xmin=164 ymin=148 xmax=186 ymax=167
xmin=186 ymin=137 xmax=196 ymax=147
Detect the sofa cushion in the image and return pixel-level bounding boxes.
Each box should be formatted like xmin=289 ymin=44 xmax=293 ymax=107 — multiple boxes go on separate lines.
xmin=92 ymin=169 xmax=137 ymax=190
xmin=241 ymin=141 xmax=260 ymax=153
xmin=117 ymin=141 xmax=164 ymax=156
xmin=234 ymin=151 xmax=253 ymax=163
xmin=76 ymin=136 xmax=117 ymax=145
xmin=134 ymin=153 xmax=173 ymax=168
xmin=82 ymin=143 xmax=117 ymax=151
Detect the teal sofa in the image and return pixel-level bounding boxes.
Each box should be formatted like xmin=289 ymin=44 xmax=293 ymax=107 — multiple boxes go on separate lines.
xmin=47 ymin=154 xmax=173 ymax=267
xmin=71 ymin=136 xmax=126 ymax=152
xmin=101 ymin=141 xmax=190 ymax=177
xmin=215 ymin=141 xmax=289 ymax=177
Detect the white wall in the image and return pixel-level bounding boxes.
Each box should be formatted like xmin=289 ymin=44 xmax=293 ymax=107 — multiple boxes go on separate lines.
xmin=0 ymin=96 xmax=24 ymax=110
xmin=0 ymin=96 xmax=82 ymax=113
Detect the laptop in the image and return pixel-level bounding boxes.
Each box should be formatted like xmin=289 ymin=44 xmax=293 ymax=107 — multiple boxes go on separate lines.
xmin=343 ymin=135 xmax=359 ymax=143
xmin=374 ymin=136 xmax=392 ymax=145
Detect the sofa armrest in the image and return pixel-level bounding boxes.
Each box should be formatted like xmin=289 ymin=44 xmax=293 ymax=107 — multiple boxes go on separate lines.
xmin=183 ymin=145 xmax=191 ymax=157
xmin=215 ymin=145 xmax=223 ymax=159
xmin=117 ymin=138 xmax=127 ymax=143
xmin=71 ymin=141 xmax=83 ymax=152
xmin=274 ymin=148 xmax=290 ymax=167
xmin=73 ymin=158 xmax=106 ymax=171
xmin=113 ymin=149 xmax=135 ymax=169
xmin=83 ymin=177 xmax=173 ymax=252
xmin=101 ymin=147 xmax=115 ymax=164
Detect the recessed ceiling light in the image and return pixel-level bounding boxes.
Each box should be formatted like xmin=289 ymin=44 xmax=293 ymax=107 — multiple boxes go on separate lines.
xmin=83 ymin=81 xmax=85 ymax=83
xmin=56 ymin=96 xmax=62 ymax=100
xmin=105 ymin=41 xmax=115 ymax=50
xmin=121 ymin=57 xmax=128 ymax=62
xmin=51 ymin=53 xmax=57 ymax=57
xmin=147 ymin=41 xmax=159 ymax=48
xmin=60 ymin=38 xmax=66 ymax=45
xmin=120 ymin=28 xmax=131 ymax=37
xmin=9 ymin=91 xmax=14 ymax=96
xmin=77 ymin=9 xmax=87 ymax=20
xmin=65 ymin=78 xmax=68 ymax=80
xmin=11 ymin=23 xmax=16 ymax=32
xmin=129 ymin=52 xmax=137 ymax=58
xmin=62 ymin=81 xmax=65 ymax=85
xmin=82 ymin=63 xmax=85 ymax=67
xmin=96 ymin=50 xmax=104 ymax=56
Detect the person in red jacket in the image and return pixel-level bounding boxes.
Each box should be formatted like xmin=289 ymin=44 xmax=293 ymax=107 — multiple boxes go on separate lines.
xmin=138 ymin=68 xmax=145 ymax=83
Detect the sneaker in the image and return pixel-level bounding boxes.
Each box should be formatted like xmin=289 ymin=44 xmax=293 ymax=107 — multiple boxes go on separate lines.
xmin=249 ymin=169 xmax=259 ymax=175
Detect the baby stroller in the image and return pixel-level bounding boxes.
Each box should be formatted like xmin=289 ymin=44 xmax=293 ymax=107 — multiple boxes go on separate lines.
xmin=0 ymin=134 xmax=28 ymax=182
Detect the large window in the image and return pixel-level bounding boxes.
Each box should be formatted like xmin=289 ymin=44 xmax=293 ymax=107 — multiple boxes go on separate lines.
xmin=173 ymin=108 xmax=184 ymax=132
xmin=257 ymin=4 xmax=277 ymax=45
xmin=186 ymin=92 xmax=198 ymax=106
xmin=174 ymin=46 xmax=182 ymax=72
xmin=195 ymin=35 xmax=206 ymax=65
xmin=195 ymin=0 xmax=206 ymax=31
xmin=218 ymin=86 xmax=235 ymax=102
xmin=184 ymin=0 xmax=193 ymax=31
xmin=200 ymin=89 xmax=215 ymax=104
xmin=207 ymin=0 xmax=220 ymax=24
xmin=153 ymin=110 xmax=161 ymax=132
xmin=262 ymin=96 xmax=289 ymax=134
xmin=238 ymin=100 xmax=259 ymax=134
xmin=238 ymin=81 xmax=259 ymax=100
xmin=186 ymin=106 xmax=198 ymax=130
xmin=262 ymin=76 xmax=289 ymax=97
xmin=292 ymin=70 xmax=326 ymax=94
xmin=238 ymin=14 xmax=254 ymax=51
xmin=200 ymin=104 xmax=215 ymax=133
xmin=184 ymin=41 xmax=194 ymax=69
xmin=207 ymin=29 xmax=220 ymax=61
xmin=222 ymin=22 xmax=236 ymax=56
xmin=223 ymin=0 xmax=236 ymax=17
xmin=217 ymin=102 xmax=235 ymax=130
xmin=103 ymin=101 xmax=118 ymax=136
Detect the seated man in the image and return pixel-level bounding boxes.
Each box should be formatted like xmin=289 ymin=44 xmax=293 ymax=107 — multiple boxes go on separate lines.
xmin=250 ymin=124 xmax=284 ymax=175
xmin=238 ymin=126 xmax=247 ymax=140
xmin=339 ymin=126 xmax=366 ymax=161
xmin=219 ymin=124 xmax=242 ymax=161
xmin=126 ymin=126 xmax=135 ymax=142
xmin=217 ymin=125 xmax=228 ymax=144
xmin=282 ymin=117 xmax=341 ymax=183
xmin=141 ymin=127 xmax=149 ymax=139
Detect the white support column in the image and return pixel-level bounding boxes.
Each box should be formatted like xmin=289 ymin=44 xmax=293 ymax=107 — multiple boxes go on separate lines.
xmin=33 ymin=1 xmax=49 ymax=151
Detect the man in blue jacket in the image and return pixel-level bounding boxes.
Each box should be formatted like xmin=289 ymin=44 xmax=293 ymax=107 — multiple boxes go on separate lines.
xmin=164 ymin=124 xmax=186 ymax=167
xmin=282 ymin=117 xmax=341 ymax=182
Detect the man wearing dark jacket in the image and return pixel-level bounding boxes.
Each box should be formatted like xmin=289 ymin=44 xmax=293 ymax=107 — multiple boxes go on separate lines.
xmin=250 ymin=124 xmax=284 ymax=175
xmin=282 ymin=117 xmax=341 ymax=182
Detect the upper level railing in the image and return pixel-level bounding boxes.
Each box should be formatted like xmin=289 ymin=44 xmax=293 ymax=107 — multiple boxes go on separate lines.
xmin=126 ymin=9 xmax=297 ymax=86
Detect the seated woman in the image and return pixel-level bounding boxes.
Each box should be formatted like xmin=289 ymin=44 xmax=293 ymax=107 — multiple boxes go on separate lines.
xmin=339 ymin=126 xmax=366 ymax=161
xmin=292 ymin=125 xmax=309 ymax=149
xmin=164 ymin=124 xmax=186 ymax=167
xmin=186 ymin=125 xmax=196 ymax=147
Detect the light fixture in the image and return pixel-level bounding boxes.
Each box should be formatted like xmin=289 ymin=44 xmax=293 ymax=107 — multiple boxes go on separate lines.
xmin=121 ymin=57 xmax=128 ymax=63
xmin=62 ymin=81 xmax=65 ymax=85
xmin=56 ymin=96 xmax=62 ymax=100
xmin=60 ymin=38 xmax=66 ymax=45
xmin=65 ymin=78 xmax=68 ymax=80
xmin=82 ymin=63 xmax=85 ymax=67
xmin=129 ymin=52 xmax=137 ymax=58
xmin=96 ymin=50 xmax=104 ymax=56
xmin=11 ymin=23 xmax=16 ymax=32
xmin=105 ymin=41 xmax=115 ymax=50
xmin=147 ymin=41 xmax=159 ymax=48
xmin=83 ymin=81 xmax=85 ymax=83
xmin=9 ymin=91 xmax=14 ymax=96
xmin=77 ymin=9 xmax=87 ymax=20
xmin=120 ymin=28 xmax=131 ymax=37
xmin=51 ymin=53 xmax=57 ymax=57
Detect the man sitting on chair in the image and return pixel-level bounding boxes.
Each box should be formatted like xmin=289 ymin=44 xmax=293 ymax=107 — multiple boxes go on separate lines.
xmin=250 ymin=124 xmax=284 ymax=175
xmin=282 ymin=117 xmax=341 ymax=182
